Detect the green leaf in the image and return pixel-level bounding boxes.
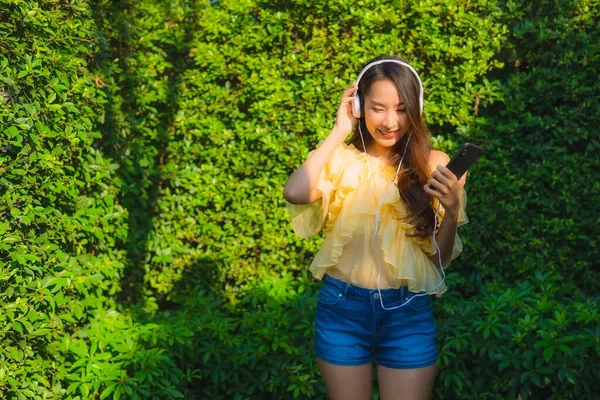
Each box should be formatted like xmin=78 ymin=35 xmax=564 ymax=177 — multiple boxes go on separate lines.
xmin=7 ymin=377 xmax=20 ymax=388
xmin=101 ymin=384 xmax=117 ymax=400
xmin=31 ymin=328 xmax=51 ymax=336
xmin=558 ymin=345 xmax=571 ymax=354
xmin=80 ymin=383 xmax=90 ymax=398
xmin=543 ymin=347 xmax=554 ymax=362
xmin=114 ymin=385 xmax=123 ymax=399
xmin=67 ymin=382 xmax=79 ymax=394
xmin=8 ymin=347 xmax=23 ymax=361
xmin=531 ymin=373 xmax=543 ymax=387
xmin=12 ymin=321 xmax=22 ymax=332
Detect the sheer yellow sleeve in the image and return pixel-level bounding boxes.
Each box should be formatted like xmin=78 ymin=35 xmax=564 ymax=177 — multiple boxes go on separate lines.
xmin=285 ymin=144 xmax=346 ymax=238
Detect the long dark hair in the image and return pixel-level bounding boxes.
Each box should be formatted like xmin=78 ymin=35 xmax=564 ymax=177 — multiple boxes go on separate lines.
xmin=346 ymin=55 xmax=436 ymax=238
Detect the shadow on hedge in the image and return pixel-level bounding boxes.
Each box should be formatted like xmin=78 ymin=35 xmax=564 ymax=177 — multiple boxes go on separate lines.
xmin=93 ymin=0 xmax=195 ymax=307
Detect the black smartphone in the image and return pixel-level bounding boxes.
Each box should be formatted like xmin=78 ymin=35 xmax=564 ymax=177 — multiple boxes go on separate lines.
xmin=429 ymin=142 xmax=484 ymax=189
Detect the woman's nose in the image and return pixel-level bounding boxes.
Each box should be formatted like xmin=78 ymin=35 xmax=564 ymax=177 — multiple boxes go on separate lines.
xmin=384 ymin=111 xmax=397 ymax=130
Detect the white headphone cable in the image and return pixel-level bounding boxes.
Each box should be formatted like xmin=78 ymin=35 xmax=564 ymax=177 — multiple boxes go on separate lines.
xmin=358 ymin=123 xmax=445 ymax=309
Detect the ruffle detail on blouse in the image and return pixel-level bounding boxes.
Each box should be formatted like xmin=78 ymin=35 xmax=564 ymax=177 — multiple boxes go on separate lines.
xmin=287 ymin=142 xmax=469 ymax=296
xmin=307 ymin=155 xmax=456 ymax=296
xmin=309 ymin=180 xmax=452 ymax=296
xmin=377 ymin=226 xmax=448 ymax=296
xmin=307 ymin=158 xmax=383 ymax=270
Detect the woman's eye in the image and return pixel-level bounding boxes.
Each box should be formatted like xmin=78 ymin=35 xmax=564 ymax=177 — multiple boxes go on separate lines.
xmin=372 ymin=108 xmax=406 ymax=113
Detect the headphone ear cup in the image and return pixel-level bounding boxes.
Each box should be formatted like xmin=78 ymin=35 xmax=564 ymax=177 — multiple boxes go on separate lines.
xmin=352 ymin=91 xmax=363 ymax=119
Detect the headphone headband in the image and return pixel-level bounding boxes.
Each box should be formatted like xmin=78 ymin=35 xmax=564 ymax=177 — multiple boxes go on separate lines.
xmin=352 ymin=59 xmax=424 ymax=116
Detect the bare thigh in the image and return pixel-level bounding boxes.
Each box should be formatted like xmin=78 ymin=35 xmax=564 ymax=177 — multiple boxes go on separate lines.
xmin=377 ymin=363 xmax=437 ymax=400
xmin=317 ymin=357 xmax=373 ymax=400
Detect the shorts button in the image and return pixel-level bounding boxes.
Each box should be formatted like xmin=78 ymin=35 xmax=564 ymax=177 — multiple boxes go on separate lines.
xmin=373 ymin=293 xmax=380 ymax=300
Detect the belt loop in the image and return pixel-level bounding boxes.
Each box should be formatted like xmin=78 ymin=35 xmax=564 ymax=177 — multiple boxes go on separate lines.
xmin=343 ymin=282 xmax=351 ymax=297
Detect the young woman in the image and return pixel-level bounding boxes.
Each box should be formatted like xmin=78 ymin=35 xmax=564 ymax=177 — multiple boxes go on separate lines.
xmin=283 ymin=55 xmax=469 ymax=400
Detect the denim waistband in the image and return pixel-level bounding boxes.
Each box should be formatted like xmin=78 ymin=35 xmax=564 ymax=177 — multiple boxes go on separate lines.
xmin=322 ymin=273 xmax=411 ymax=300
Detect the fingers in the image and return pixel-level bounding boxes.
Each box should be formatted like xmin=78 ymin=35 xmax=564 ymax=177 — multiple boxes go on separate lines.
xmin=438 ymin=164 xmax=466 ymax=187
xmin=425 ymin=180 xmax=446 ymax=196
xmin=436 ymin=165 xmax=458 ymax=181
xmin=334 ymin=84 xmax=359 ymax=131
xmin=424 ymin=183 xmax=440 ymax=196
xmin=426 ymin=165 xmax=457 ymax=196
xmin=339 ymin=84 xmax=358 ymax=115
xmin=431 ymin=168 xmax=452 ymax=192
xmin=343 ymin=82 xmax=358 ymax=95
xmin=342 ymin=84 xmax=358 ymax=102
xmin=458 ymin=170 xmax=467 ymax=187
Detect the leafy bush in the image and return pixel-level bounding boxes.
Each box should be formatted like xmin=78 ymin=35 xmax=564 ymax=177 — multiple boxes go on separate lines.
xmin=464 ymin=0 xmax=600 ymax=293
xmin=0 ymin=0 xmax=598 ymax=398
xmin=435 ymin=270 xmax=599 ymax=399
xmin=0 ymin=0 xmax=128 ymax=397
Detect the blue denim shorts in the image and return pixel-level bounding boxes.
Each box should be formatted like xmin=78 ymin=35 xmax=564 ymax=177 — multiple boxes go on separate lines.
xmin=314 ymin=274 xmax=438 ymax=369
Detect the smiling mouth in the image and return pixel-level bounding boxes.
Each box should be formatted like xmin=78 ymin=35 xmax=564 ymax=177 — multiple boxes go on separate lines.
xmin=378 ymin=129 xmax=398 ymax=137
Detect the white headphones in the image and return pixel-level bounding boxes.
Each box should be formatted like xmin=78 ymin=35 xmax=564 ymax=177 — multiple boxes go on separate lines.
xmin=352 ymin=59 xmax=425 ymax=119
xmin=354 ymin=59 xmax=444 ymax=310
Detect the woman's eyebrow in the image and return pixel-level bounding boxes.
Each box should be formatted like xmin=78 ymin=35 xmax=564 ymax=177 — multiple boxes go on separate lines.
xmin=371 ymin=100 xmax=405 ymax=107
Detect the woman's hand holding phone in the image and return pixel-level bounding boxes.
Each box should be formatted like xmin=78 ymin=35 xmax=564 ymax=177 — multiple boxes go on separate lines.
xmin=424 ymin=143 xmax=484 ymax=218
xmin=425 ymin=164 xmax=465 ymax=218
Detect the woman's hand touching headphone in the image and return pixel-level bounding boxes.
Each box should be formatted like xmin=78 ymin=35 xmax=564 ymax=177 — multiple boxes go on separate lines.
xmin=332 ymin=83 xmax=359 ymax=138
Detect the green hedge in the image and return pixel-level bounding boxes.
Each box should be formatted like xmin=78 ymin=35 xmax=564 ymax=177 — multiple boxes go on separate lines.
xmin=465 ymin=0 xmax=600 ymax=293
xmin=0 ymin=0 xmax=129 ymax=396
xmin=0 ymin=0 xmax=598 ymax=398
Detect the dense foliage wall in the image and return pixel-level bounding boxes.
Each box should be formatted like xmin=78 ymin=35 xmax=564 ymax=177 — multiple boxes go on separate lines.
xmin=0 ymin=0 xmax=130 ymax=396
xmin=0 ymin=0 xmax=597 ymax=399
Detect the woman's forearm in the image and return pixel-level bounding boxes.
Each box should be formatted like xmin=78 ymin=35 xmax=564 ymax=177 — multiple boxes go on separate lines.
xmin=428 ymin=209 xmax=459 ymax=267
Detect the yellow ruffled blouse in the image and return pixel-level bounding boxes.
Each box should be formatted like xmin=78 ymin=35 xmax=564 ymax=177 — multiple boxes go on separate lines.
xmin=285 ymin=142 xmax=469 ymax=297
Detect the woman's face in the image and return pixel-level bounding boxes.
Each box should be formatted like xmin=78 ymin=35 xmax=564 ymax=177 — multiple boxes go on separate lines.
xmin=363 ymin=79 xmax=409 ymax=153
